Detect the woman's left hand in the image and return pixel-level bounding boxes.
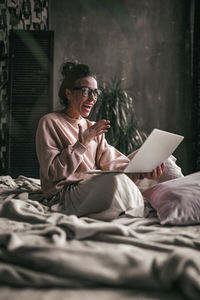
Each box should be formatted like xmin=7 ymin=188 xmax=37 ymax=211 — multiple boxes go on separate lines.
xmin=142 ymin=162 xmax=165 ymax=180
xmin=126 ymin=163 xmax=165 ymax=182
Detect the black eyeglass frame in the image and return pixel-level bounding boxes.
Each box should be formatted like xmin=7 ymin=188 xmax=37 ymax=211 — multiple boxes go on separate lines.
xmin=73 ymin=86 xmax=101 ymax=99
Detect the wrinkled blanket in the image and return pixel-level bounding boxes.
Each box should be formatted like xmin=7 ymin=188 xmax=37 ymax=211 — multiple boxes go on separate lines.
xmin=0 ymin=175 xmax=200 ymax=300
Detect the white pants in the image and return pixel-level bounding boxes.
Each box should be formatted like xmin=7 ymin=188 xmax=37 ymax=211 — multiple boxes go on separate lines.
xmin=51 ymin=174 xmax=144 ymax=221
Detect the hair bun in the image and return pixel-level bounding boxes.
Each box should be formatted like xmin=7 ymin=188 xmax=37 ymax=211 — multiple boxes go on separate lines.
xmin=61 ymin=61 xmax=76 ymax=77
xmin=61 ymin=61 xmax=93 ymax=79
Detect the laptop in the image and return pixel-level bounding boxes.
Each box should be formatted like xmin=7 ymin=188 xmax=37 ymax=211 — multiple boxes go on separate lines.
xmin=86 ymin=128 xmax=184 ymax=174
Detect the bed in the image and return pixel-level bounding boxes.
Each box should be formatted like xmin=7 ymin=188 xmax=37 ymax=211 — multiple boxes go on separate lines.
xmin=0 ymin=173 xmax=200 ymax=300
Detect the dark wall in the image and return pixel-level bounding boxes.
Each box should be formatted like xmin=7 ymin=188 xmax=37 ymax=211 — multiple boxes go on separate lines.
xmin=50 ymin=0 xmax=193 ymax=175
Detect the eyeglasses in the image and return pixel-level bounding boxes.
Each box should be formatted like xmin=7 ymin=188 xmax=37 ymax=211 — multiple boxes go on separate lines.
xmin=73 ymin=86 xmax=101 ymax=100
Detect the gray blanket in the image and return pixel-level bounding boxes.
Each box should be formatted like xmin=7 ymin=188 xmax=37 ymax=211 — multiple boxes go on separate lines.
xmin=0 ymin=175 xmax=200 ymax=300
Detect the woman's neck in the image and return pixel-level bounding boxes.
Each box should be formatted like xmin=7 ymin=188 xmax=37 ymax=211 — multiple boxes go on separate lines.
xmin=64 ymin=108 xmax=81 ymax=120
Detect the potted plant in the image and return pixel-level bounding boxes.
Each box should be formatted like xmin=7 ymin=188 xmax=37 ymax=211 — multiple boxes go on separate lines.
xmin=89 ymin=78 xmax=146 ymax=155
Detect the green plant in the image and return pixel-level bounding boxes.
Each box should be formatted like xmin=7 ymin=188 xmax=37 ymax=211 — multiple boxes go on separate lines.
xmin=89 ymin=78 xmax=146 ymax=155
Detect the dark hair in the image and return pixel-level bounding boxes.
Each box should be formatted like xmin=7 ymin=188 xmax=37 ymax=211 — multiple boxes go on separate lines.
xmin=58 ymin=61 xmax=95 ymax=107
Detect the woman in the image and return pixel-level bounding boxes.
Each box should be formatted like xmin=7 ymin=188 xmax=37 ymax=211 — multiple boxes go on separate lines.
xmin=36 ymin=61 xmax=165 ymax=221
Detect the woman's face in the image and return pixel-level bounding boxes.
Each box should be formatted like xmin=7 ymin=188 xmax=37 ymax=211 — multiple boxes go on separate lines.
xmin=65 ymin=76 xmax=98 ymax=119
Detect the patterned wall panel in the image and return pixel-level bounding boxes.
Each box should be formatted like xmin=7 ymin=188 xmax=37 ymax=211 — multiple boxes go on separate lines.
xmin=193 ymin=0 xmax=200 ymax=171
xmin=0 ymin=0 xmax=49 ymax=174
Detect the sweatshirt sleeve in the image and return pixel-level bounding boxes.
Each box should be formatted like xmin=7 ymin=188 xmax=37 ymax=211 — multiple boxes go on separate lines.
xmin=36 ymin=116 xmax=87 ymax=182
xmin=95 ymin=134 xmax=130 ymax=171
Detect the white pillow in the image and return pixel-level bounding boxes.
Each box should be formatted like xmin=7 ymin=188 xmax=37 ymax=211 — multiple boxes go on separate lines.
xmin=142 ymin=172 xmax=200 ymax=225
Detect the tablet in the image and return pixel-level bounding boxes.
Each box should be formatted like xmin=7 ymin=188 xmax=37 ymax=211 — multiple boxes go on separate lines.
xmin=124 ymin=128 xmax=184 ymax=173
xmin=86 ymin=128 xmax=184 ymax=174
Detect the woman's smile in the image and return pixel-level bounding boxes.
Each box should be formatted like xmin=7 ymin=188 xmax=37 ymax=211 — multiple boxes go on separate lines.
xmin=81 ymin=102 xmax=94 ymax=114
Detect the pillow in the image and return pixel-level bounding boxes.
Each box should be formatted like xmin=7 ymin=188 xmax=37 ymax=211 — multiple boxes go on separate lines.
xmin=142 ymin=172 xmax=200 ymax=225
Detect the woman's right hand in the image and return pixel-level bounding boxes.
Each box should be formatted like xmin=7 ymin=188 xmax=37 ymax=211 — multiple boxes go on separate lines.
xmin=78 ymin=120 xmax=110 ymax=146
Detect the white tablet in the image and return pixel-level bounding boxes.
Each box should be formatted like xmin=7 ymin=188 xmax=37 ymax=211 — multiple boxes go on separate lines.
xmin=86 ymin=128 xmax=184 ymax=174
xmin=124 ymin=128 xmax=184 ymax=173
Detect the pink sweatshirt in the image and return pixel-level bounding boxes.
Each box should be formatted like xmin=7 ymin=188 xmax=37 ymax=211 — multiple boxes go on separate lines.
xmin=36 ymin=112 xmax=130 ymax=199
